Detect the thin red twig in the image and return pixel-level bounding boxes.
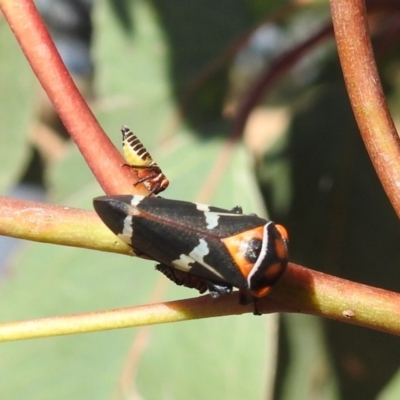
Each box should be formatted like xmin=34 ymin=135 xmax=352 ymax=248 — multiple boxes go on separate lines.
xmin=330 ymin=0 xmax=400 ymax=219
xmin=0 ymin=0 xmax=146 ymax=196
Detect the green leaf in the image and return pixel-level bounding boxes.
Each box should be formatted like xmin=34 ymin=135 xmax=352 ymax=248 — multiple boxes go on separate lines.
xmin=0 ymin=1 xmax=280 ymax=399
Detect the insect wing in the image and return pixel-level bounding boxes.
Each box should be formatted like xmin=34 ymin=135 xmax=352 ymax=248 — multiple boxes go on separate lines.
xmin=127 ymin=196 xmax=267 ymax=238
xmin=93 ymin=195 xmax=288 ymax=298
xmin=93 ymin=195 xmax=269 ymax=288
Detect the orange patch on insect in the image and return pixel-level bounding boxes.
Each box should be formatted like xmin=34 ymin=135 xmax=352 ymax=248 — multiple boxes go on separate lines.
xmin=221 ymin=226 xmax=264 ymax=278
xmin=250 ymin=262 xmax=285 ymax=297
xmin=275 ymin=224 xmax=288 ymax=259
xmin=251 ymin=285 xmax=272 ymax=298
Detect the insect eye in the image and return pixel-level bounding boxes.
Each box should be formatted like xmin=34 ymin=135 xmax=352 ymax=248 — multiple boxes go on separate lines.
xmin=244 ymin=238 xmax=263 ymax=263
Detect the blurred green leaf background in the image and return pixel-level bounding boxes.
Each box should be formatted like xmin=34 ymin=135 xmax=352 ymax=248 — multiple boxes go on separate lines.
xmin=1 ymin=1 xmax=400 ymax=399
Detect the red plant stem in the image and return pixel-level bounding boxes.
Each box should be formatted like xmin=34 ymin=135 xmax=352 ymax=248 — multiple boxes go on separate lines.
xmin=0 ymin=0 xmax=146 ymax=196
xmin=330 ymin=0 xmax=400 ymax=219
xmin=231 ymin=23 xmax=333 ymax=138
xmin=265 ymin=263 xmax=400 ymax=335
xmin=179 ymin=2 xmax=298 ymax=107
xmin=0 ymin=196 xmax=132 ymax=254
xmin=2 ymin=197 xmax=399 ymax=337
xmin=0 ymin=262 xmax=400 ymax=341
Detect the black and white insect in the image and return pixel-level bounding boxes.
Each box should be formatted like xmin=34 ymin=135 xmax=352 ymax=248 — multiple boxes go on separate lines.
xmin=121 ymin=126 xmax=169 ymax=195
xmin=93 ymin=195 xmax=288 ymax=311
